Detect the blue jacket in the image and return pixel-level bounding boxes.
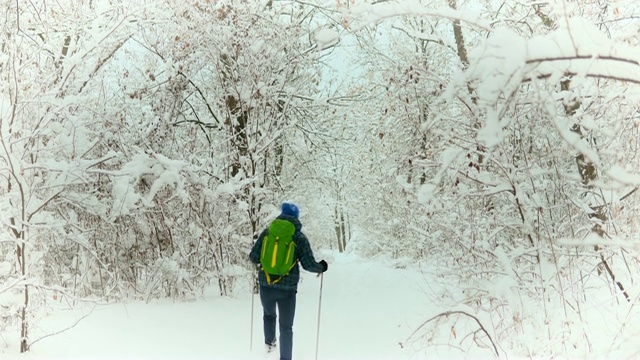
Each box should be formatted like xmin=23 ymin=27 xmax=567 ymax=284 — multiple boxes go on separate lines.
xmin=249 ymin=214 xmax=324 ymax=291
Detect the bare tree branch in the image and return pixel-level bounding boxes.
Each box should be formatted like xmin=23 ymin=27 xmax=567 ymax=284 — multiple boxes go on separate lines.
xmin=403 ymin=310 xmax=500 ymax=357
xmin=28 ymin=305 xmax=97 ymax=350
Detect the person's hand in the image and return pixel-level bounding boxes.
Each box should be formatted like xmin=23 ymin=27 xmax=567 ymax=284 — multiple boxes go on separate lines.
xmin=319 ymin=260 xmax=328 ymax=272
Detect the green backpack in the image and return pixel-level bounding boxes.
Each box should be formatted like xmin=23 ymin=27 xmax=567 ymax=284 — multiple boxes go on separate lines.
xmin=260 ymin=219 xmax=298 ymax=285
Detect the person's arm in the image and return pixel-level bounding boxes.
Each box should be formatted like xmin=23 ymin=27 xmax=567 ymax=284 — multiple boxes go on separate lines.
xmin=249 ymin=229 xmax=268 ymax=265
xmin=296 ymin=232 xmax=327 ymax=273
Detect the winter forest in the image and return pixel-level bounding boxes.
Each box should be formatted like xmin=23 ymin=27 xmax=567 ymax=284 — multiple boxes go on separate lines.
xmin=1 ymin=0 xmax=640 ymax=358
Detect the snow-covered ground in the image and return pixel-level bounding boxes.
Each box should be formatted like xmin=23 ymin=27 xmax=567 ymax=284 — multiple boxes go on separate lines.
xmin=2 ymin=251 xmax=638 ymax=360
xmin=2 ymin=253 xmax=443 ymax=360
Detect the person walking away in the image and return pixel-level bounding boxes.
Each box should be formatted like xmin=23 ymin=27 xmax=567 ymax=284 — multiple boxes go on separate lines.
xmin=249 ymin=202 xmax=328 ymax=360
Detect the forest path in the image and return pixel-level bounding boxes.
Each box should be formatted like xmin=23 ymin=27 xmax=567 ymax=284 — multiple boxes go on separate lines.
xmin=10 ymin=253 xmax=453 ymax=360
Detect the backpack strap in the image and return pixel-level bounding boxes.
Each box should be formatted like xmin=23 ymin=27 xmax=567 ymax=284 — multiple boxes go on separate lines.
xmin=263 ymin=259 xmax=299 ymax=286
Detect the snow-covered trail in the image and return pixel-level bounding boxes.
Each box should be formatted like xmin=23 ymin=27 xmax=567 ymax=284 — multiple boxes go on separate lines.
xmin=285 ymin=253 xmax=430 ymax=360
xmin=8 ymin=253 xmax=439 ymax=360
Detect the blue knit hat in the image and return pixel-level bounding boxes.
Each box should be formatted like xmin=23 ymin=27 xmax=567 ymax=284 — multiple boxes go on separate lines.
xmin=281 ymin=202 xmax=299 ymax=218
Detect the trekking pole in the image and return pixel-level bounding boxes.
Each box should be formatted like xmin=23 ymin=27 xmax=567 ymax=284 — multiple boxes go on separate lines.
xmin=250 ymin=274 xmax=256 ymax=351
xmin=315 ymin=272 xmax=324 ymax=360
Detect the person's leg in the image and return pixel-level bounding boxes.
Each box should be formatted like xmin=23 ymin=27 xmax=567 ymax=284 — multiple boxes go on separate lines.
xmin=259 ymin=287 xmax=277 ymax=347
xmin=277 ymin=290 xmax=297 ymax=360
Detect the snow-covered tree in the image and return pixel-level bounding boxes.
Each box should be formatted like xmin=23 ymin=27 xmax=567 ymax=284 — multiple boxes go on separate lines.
xmin=0 ymin=0 xmax=145 ymax=351
xmin=341 ymin=0 xmax=640 ymax=355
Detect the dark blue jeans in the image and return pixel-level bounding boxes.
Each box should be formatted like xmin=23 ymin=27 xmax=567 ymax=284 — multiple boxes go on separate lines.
xmin=260 ymin=286 xmax=296 ymax=360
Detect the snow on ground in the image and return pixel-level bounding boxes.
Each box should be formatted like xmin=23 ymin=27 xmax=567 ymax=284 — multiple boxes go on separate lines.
xmin=2 ymin=252 xmax=637 ymax=360
xmin=1 ymin=253 xmax=446 ymax=360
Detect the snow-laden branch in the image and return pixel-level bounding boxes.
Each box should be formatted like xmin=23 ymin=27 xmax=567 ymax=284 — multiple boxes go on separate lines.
xmin=287 ymin=93 xmax=368 ymax=106
xmin=460 ymin=17 xmax=640 ymax=109
xmin=452 ymin=16 xmax=640 ymax=165
xmin=526 ymin=55 xmax=640 ymax=84
xmin=347 ymin=1 xmax=490 ymax=31
xmin=0 ymin=276 xmax=29 ymax=296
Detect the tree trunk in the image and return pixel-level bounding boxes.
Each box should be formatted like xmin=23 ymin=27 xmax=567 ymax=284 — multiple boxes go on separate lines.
xmin=20 ymin=285 xmax=29 ymax=352
xmin=334 ymin=205 xmax=344 ymax=252
xmin=8 ymin=175 xmax=30 ymax=352
xmin=334 ymin=204 xmax=349 ymax=253
xmin=448 ymin=0 xmax=483 ymax=169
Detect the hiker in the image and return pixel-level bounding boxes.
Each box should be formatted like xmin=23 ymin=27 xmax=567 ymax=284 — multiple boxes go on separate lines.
xmin=249 ymin=202 xmax=328 ymax=360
